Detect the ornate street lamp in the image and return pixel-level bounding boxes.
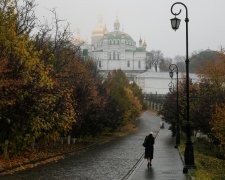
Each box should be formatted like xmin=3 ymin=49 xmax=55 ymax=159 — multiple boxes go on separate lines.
xmin=169 ymin=71 xmax=174 ymax=78
xmin=168 ymin=81 xmax=175 ymax=93
xmin=170 ymin=2 xmax=195 ymax=173
xmin=169 ymin=64 xmax=180 ymax=148
xmin=170 ymin=16 xmax=181 ymax=31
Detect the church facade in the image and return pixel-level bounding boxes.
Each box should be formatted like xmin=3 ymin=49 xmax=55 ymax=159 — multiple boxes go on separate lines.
xmin=75 ymin=17 xmax=175 ymax=94
xmin=88 ymin=17 xmax=149 ymax=77
xmin=75 ymin=17 xmax=160 ymax=80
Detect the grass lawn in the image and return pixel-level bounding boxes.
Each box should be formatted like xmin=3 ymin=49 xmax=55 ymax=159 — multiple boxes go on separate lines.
xmin=180 ymin=137 xmax=225 ymax=180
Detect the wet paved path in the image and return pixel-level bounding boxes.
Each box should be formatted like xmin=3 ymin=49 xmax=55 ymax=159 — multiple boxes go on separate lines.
xmin=127 ymin=123 xmax=188 ymax=180
xmin=1 ymin=112 xmax=161 ymax=180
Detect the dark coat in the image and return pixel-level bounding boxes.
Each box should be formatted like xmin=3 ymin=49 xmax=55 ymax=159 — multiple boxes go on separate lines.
xmin=143 ymin=134 xmax=155 ymax=159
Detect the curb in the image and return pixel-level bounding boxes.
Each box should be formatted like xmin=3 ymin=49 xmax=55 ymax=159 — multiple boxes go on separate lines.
xmin=0 ymin=141 xmax=107 ymax=176
xmin=177 ymin=146 xmax=194 ymax=180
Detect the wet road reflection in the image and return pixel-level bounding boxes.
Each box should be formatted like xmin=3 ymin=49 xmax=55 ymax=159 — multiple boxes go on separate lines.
xmin=2 ymin=112 xmax=161 ymax=180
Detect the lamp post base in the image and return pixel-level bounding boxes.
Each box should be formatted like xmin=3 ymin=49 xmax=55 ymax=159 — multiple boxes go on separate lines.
xmin=183 ymin=164 xmax=196 ymax=174
xmin=183 ymin=140 xmax=196 ymax=174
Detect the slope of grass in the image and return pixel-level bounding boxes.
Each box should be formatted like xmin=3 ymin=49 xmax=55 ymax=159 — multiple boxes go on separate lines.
xmin=180 ymin=137 xmax=225 ymax=179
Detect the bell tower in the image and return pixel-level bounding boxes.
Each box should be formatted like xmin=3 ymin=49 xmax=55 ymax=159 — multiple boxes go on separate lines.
xmin=114 ymin=16 xmax=120 ymax=31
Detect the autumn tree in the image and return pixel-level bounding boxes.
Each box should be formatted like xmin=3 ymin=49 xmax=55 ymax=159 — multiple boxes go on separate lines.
xmin=0 ymin=0 xmax=146 ymax=158
xmin=190 ymin=50 xmax=220 ymax=73
xmin=211 ymin=104 xmax=225 ymax=148
xmin=0 ymin=1 xmax=56 ymax=156
xmin=0 ymin=0 xmax=76 ymax=157
xmin=103 ymin=70 xmax=143 ymax=127
xmin=159 ymin=53 xmax=225 ymax=145
xmin=198 ymin=54 xmax=225 ymax=142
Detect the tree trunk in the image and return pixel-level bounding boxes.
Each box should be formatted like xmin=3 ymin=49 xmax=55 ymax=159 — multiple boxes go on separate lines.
xmin=72 ymin=138 xmax=76 ymax=144
xmin=3 ymin=140 xmax=9 ymax=160
xmin=60 ymin=137 xmax=64 ymax=144
xmin=67 ymin=135 xmax=71 ymax=145
xmin=31 ymin=140 xmax=35 ymax=150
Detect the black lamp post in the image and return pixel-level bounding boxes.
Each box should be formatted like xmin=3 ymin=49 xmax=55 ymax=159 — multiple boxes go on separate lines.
xmin=169 ymin=64 xmax=180 ymax=148
xmin=170 ymin=2 xmax=195 ymax=173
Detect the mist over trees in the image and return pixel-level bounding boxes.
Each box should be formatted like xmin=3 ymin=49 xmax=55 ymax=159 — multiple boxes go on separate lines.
xmin=174 ymin=55 xmax=185 ymax=72
xmin=172 ymin=50 xmax=220 ymax=73
xmin=190 ymin=50 xmax=220 ymax=73
xmin=146 ymin=50 xmax=172 ymax=72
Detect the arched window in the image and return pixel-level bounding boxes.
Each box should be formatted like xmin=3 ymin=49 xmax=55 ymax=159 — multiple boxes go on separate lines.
xmin=117 ymin=53 xmax=119 ymax=60
xmin=114 ymin=40 xmax=116 ymax=44
xmin=109 ymin=40 xmax=112 ymax=45
xmin=117 ymin=40 xmax=120 ymax=44
xmin=127 ymin=61 xmax=130 ymax=67
xmin=113 ymin=51 xmax=116 ymax=60
xmin=109 ymin=53 xmax=111 ymax=60
xmin=138 ymin=61 xmax=141 ymax=68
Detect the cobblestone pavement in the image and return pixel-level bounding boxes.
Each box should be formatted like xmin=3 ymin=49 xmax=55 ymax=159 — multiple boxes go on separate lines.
xmin=127 ymin=122 xmax=188 ymax=180
xmin=1 ymin=112 xmax=161 ymax=180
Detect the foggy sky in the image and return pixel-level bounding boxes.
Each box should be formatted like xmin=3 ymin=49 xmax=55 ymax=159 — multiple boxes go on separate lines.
xmin=35 ymin=0 xmax=225 ymax=58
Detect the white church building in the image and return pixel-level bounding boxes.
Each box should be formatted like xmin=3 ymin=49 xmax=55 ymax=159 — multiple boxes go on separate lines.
xmin=76 ymin=17 xmax=161 ymax=76
xmin=85 ymin=17 xmax=152 ymax=78
xmin=75 ymin=17 xmax=189 ymax=95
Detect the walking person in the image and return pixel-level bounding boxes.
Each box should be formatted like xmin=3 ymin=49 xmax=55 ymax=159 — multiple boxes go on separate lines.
xmin=143 ymin=132 xmax=155 ymax=168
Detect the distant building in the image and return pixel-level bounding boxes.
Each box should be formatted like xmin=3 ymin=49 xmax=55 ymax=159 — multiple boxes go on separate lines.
xmin=74 ymin=17 xmax=187 ymax=95
xmin=135 ymin=70 xmax=198 ymax=94
xmin=73 ymin=30 xmax=91 ymax=59
xmin=76 ymin=17 xmax=160 ymax=79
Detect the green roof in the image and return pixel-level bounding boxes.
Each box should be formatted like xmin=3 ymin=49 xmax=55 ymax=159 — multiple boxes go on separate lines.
xmin=136 ymin=47 xmax=146 ymax=52
xmin=102 ymin=31 xmax=134 ymax=41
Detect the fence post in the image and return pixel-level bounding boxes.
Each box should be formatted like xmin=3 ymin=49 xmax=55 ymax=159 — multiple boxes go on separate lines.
xmin=67 ymin=135 xmax=71 ymax=145
xmin=3 ymin=140 xmax=9 ymax=160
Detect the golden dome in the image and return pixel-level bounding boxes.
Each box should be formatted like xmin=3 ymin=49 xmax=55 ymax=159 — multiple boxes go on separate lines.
xmin=92 ymin=23 xmax=107 ymax=37
xmin=74 ymin=32 xmax=85 ymax=45
xmin=143 ymin=40 xmax=147 ymax=48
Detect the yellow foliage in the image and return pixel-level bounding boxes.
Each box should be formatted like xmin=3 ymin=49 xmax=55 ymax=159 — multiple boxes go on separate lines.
xmin=124 ymin=87 xmax=142 ymax=112
xmin=194 ymin=153 xmax=225 ymax=179
xmin=211 ymin=104 xmax=225 ymax=146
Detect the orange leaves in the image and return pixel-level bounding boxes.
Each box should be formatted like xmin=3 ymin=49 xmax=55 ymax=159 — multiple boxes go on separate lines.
xmin=0 ymin=0 xmax=146 ymax=157
xmin=211 ymin=104 xmax=225 ymax=146
xmin=124 ymin=87 xmax=142 ymax=112
xmin=103 ymin=70 xmax=143 ymax=125
xmin=197 ymin=54 xmax=225 ymax=145
xmin=198 ymin=54 xmax=225 ymax=86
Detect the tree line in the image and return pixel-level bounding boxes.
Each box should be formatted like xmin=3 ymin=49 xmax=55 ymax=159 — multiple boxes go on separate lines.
xmin=146 ymin=49 xmax=221 ymax=73
xmin=159 ymin=53 xmax=225 ymax=156
xmin=0 ymin=0 xmax=145 ymax=159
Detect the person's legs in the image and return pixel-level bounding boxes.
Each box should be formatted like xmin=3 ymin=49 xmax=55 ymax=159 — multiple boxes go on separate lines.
xmin=147 ymin=158 xmax=150 ymax=168
xmin=150 ymin=158 xmax=152 ymax=166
